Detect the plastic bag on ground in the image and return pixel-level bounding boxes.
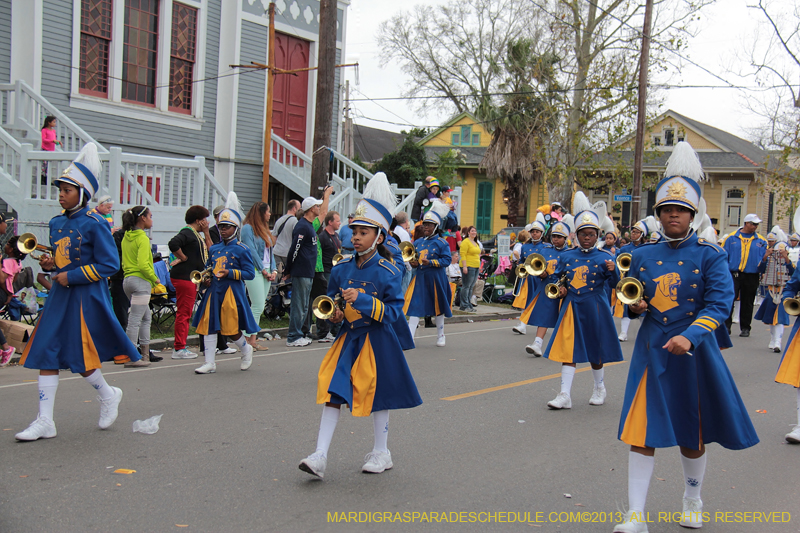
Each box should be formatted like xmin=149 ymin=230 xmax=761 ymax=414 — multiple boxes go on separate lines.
xmin=132 ymin=414 xmax=163 ymax=434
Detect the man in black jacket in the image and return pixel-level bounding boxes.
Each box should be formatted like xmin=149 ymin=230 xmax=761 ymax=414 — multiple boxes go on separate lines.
xmin=410 ymin=177 xmax=441 ymax=222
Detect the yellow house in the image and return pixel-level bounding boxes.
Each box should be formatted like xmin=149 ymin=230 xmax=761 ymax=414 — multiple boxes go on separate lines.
xmin=419 ymin=112 xmax=545 ymax=236
xmin=580 ymin=110 xmax=789 ymax=237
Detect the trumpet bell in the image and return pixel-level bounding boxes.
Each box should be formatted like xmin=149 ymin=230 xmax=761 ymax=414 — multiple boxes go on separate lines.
xmin=545 ymin=283 xmax=561 ymax=299
xmin=399 ymin=241 xmax=418 ymax=262
xmin=616 ymin=253 xmax=632 ymax=274
xmin=515 ymin=264 xmax=528 ymax=279
xmin=616 ymin=277 xmax=644 ymax=306
xmin=190 ymin=266 xmax=213 ymax=285
xmin=312 ymin=295 xmax=342 ymax=320
xmin=17 ymin=232 xmax=52 ymax=260
xmin=784 ymin=297 xmax=800 ymax=316
xmin=525 ymin=253 xmax=547 ymax=276
xmin=332 ymin=253 xmax=344 ymax=266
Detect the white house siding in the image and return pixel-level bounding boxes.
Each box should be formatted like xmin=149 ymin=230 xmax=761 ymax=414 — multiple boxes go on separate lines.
xmin=0 ymin=1 xmax=10 ymax=85
xmin=39 ymin=0 xmax=221 ymax=161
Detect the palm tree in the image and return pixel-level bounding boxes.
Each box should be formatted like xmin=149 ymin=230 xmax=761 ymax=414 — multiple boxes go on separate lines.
xmin=476 ymin=40 xmax=559 ymax=227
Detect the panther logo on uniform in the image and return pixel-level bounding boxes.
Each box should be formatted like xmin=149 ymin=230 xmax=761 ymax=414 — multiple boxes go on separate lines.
xmin=213 ymin=256 xmax=227 ymax=276
xmin=546 ymin=259 xmax=558 ymax=275
xmin=54 ymin=237 xmax=71 ymax=269
xmin=650 ymin=272 xmax=682 ymax=313
xmin=344 ymin=288 xmax=367 ymax=323
xmin=570 ymin=265 xmax=589 ymax=289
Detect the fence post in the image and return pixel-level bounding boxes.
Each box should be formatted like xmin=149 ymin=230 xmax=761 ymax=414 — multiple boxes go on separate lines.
xmin=13 ymin=80 xmax=23 ymax=131
xmin=109 ymin=147 xmax=122 ymax=205
xmin=18 ymin=143 xmax=33 ymax=198
xmin=454 ymin=185 xmax=463 ymax=223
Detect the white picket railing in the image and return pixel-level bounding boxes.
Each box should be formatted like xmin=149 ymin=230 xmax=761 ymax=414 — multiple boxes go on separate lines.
xmin=0 ymin=81 xmax=105 ymax=153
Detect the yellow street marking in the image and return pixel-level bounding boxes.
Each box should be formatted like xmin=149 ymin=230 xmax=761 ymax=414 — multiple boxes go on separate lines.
xmin=441 ymin=361 xmax=626 ymax=401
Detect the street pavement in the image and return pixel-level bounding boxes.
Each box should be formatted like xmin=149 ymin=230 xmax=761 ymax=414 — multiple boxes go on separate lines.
xmin=1 ymin=317 xmax=798 ymax=532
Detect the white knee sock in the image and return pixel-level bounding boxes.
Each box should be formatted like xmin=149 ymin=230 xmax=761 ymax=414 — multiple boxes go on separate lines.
xmin=621 ymin=317 xmax=631 ymax=335
xmin=592 ymin=367 xmax=604 ymax=387
xmin=435 ymin=315 xmax=445 ymax=337
xmin=407 ymin=316 xmax=420 ymax=338
xmin=315 ymin=405 xmax=341 ymax=456
xmin=680 ymin=453 xmax=707 ymax=500
xmin=83 ymin=369 xmax=114 ymax=401
xmin=232 ymin=336 xmax=247 ymax=350
xmin=628 ymin=451 xmax=655 ymax=513
xmin=372 ymin=410 xmax=389 ymax=453
xmin=38 ymin=374 xmax=59 ymax=421
xmin=796 ymin=387 xmax=800 ymax=425
xmin=560 ymin=365 xmax=576 ymax=395
xmin=204 ymin=334 xmax=217 ymax=364
xmin=534 ymin=336 xmax=543 ymax=347
xmin=777 ymin=325 xmax=784 ymax=344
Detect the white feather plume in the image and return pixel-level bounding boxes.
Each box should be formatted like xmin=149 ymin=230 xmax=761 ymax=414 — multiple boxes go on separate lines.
xmin=771 ymin=225 xmax=788 ymax=243
xmin=699 ymin=226 xmax=717 ymax=242
xmin=691 ymin=198 xmax=707 ymax=231
xmin=225 ymin=190 xmax=243 ymax=214
xmin=592 ymin=200 xmax=608 ymax=223
xmin=74 ymin=142 xmax=102 ymax=181
xmin=361 ymin=172 xmax=398 ymax=212
xmin=560 ymin=214 xmax=574 ymax=234
xmin=642 ymin=215 xmax=658 ymax=235
xmin=428 ymin=199 xmax=450 ymax=222
xmin=793 ymin=207 xmax=800 ymax=239
xmin=524 ymin=223 xmax=533 ymax=232
xmin=600 ymin=214 xmax=616 ymax=236
xmin=664 ymin=141 xmax=704 ymax=182
xmin=572 ymin=191 xmax=592 ymax=215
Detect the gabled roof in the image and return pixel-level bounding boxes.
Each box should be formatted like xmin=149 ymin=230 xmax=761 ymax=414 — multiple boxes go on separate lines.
xmin=417 ymin=111 xmax=480 ymax=145
xmin=352 ymin=124 xmax=406 ymax=164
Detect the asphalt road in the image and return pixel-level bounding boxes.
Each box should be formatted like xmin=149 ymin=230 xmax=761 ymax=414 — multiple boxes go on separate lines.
xmin=1 ymin=318 xmax=798 ymax=533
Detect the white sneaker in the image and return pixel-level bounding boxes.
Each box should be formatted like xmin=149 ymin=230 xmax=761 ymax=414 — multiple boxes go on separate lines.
xmin=318 ymin=333 xmax=336 ymax=343
xmin=618 ymin=332 xmax=628 ymax=342
xmin=172 ymin=348 xmax=198 ymax=359
xmin=15 ymin=415 xmax=57 ymax=441
xmin=513 ymin=322 xmax=527 ymax=335
xmin=547 ymin=392 xmax=572 ymax=409
xmin=221 ymin=346 xmax=237 ymax=354
xmin=299 ymin=452 xmax=327 ymax=479
xmin=436 ymin=336 xmax=446 ymax=347
xmin=194 ymin=362 xmax=217 ymax=374
xmin=471 ymin=295 xmax=478 ymax=306
xmin=786 ymin=425 xmax=800 ymax=444
xmin=362 ymin=450 xmax=393 ymax=473
xmin=613 ymin=510 xmax=649 ymax=533
xmin=589 ymin=385 xmax=607 ymax=406
xmin=732 ymin=316 xmax=740 ymax=324
xmin=524 ymin=339 xmax=543 ymax=357
xmin=286 ymin=338 xmax=312 ymax=347
xmin=678 ymin=497 xmax=703 ymax=528
xmin=774 ymin=342 xmax=782 ymax=353
xmin=98 ymin=387 xmax=123 ymax=429
xmin=767 ymin=339 xmax=776 ymax=350
xmin=240 ymin=343 xmax=253 ymax=371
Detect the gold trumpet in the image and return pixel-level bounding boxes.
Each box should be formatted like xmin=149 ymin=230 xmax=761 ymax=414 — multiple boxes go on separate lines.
xmin=524 ymin=253 xmax=547 ymax=276
xmin=312 ymin=294 xmax=345 ymax=320
xmin=332 ymin=253 xmax=344 ymax=266
xmin=545 ymin=275 xmax=568 ymax=299
xmin=616 ymin=277 xmax=644 ymax=306
xmin=190 ymin=266 xmax=213 ymax=284
xmin=399 ymin=241 xmax=419 ymax=262
xmin=616 ymin=253 xmax=632 ymax=274
xmin=784 ymin=296 xmax=800 ymax=316
xmin=512 ymin=264 xmax=528 ymax=297
xmin=17 ymin=232 xmax=53 ymax=260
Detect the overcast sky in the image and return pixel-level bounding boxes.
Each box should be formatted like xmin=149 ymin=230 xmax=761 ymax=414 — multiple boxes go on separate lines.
xmin=343 ymin=0 xmax=788 ymax=143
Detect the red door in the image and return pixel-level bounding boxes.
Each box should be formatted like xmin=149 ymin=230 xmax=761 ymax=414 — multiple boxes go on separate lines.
xmin=272 ymin=33 xmax=309 ymax=156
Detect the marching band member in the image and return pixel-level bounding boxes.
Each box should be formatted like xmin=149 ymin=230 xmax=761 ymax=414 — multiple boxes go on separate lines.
xmin=404 ymin=201 xmax=453 ymax=347
xmin=512 ymin=213 xmax=547 ymax=335
xmin=613 ymin=142 xmax=758 ymax=533
xmin=299 ymin=188 xmax=422 ymax=479
xmin=616 ymin=218 xmax=657 ymax=342
xmin=787 ymin=233 xmax=800 ymax=266
xmin=522 ymin=216 xmax=573 ymax=356
xmin=778 ymin=255 xmax=800 ymax=444
xmin=543 ymin=193 xmax=622 ymax=409
xmin=16 ymin=143 xmax=141 ymax=441
xmin=191 ymin=193 xmax=257 ymax=374
xmin=755 ymin=227 xmax=794 ymax=352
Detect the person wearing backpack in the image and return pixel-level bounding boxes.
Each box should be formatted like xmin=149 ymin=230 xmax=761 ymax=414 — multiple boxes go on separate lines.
xmin=272 ymin=200 xmax=300 ymax=277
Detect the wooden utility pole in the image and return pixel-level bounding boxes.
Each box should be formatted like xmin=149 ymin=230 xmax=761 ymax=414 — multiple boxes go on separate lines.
xmin=260 ymin=2 xmax=276 ymax=203
xmin=342 ymin=80 xmax=354 ymax=158
xmin=310 ymin=0 xmax=337 ymax=197
xmin=631 ymin=0 xmax=654 ymax=225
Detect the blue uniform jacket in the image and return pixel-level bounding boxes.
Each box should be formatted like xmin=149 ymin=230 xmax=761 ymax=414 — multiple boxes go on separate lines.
xmin=722 ymin=229 xmax=768 ymax=273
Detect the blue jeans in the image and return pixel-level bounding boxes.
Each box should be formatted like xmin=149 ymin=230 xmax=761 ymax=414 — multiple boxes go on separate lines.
xmin=460 ymin=267 xmax=478 ymax=310
xmin=288 ymin=276 xmax=314 ymax=342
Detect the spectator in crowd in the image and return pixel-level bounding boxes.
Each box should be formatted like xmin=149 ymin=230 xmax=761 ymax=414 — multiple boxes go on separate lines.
xmin=168 ymin=205 xmax=212 ymax=359
xmin=121 ymin=206 xmax=158 ymax=368
xmin=410 ymin=176 xmax=441 ymax=222
xmin=40 ymin=116 xmax=61 ymax=184
xmin=0 ymin=213 xmax=10 ymax=236
xmin=339 ymin=213 xmax=355 ymax=254
xmin=241 ymin=202 xmax=277 ymax=351
xmin=272 ymin=199 xmax=301 ymax=275
xmin=393 ymin=211 xmax=412 ymax=243
xmin=314 ymin=210 xmax=341 ymax=343
xmin=446 ymin=224 xmax=462 ymax=253
xmin=722 ymin=214 xmax=768 ymax=337
xmin=109 ymin=224 xmax=129 ymax=362
xmin=459 ymin=226 xmax=481 ymax=313
xmin=92 ymin=195 xmax=115 ymax=230
xmin=0 ymin=236 xmax=27 ymax=321
xmin=284 ymin=188 xmax=332 ymax=346
xmin=446 ymin=251 xmax=462 ymax=283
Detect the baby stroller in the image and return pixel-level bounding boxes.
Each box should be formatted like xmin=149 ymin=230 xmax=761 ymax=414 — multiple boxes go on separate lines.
xmin=478 ymin=251 xmax=498 ymax=303
xmin=264 ymin=279 xmax=292 ymax=320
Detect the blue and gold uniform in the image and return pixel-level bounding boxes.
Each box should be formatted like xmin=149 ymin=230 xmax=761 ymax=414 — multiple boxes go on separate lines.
xmin=520 ymin=243 xmax=565 ymax=329
xmin=403 ymin=235 xmax=452 ymax=318
xmin=617 ymin=233 xmax=758 ymax=450
xmin=385 ymin=236 xmax=415 ymax=350
xmin=192 ymin=238 xmax=259 ymax=336
xmin=543 ymin=246 xmax=623 ymax=365
xmin=317 ymin=252 xmax=422 ymax=415
xmin=21 ymin=207 xmax=141 ymax=372
xmin=512 ymin=239 xmax=547 ymax=309
xmin=777 ymin=269 xmax=800 ymax=388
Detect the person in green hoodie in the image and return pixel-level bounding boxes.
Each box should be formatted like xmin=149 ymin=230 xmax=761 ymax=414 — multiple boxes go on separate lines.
xmin=121 ymin=206 xmax=158 ymax=367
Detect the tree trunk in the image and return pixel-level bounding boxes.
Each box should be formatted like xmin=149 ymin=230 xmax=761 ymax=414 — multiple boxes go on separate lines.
xmin=310 ymin=0 xmax=337 ymax=197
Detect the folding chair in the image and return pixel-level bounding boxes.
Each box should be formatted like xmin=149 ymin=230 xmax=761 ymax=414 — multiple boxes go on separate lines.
xmin=150 ymin=293 xmax=177 ymax=334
